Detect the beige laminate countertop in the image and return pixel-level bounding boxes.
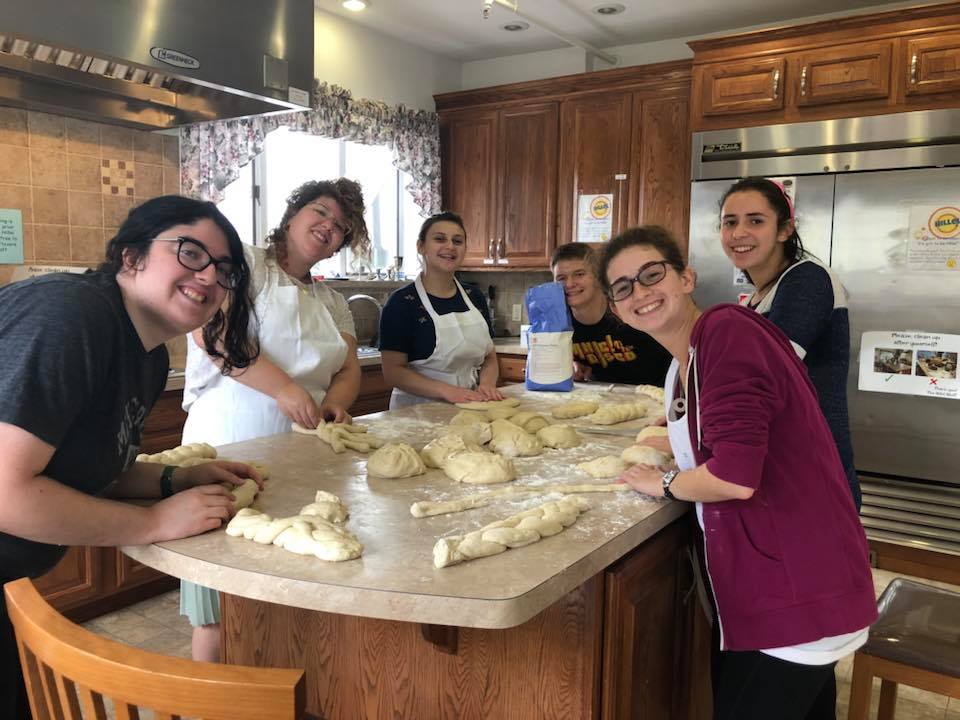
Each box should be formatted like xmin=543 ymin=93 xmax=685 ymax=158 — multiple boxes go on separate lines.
xmin=493 ymin=337 xmax=527 ymax=355
xmin=124 ymin=385 xmax=684 ymax=629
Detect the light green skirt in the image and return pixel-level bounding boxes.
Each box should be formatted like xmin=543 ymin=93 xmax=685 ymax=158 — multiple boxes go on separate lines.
xmin=179 ymin=580 xmax=220 ymax=627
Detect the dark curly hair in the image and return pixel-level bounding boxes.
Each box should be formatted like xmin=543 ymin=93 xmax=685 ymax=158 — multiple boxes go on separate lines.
xmin=265 ymin=179 xmax=370 ymax=268
xmin=100 ymin=195 xmax=259 ymax=374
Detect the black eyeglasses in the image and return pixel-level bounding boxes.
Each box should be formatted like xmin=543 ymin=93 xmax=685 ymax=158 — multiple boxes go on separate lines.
xmin=156 ymin=237 xmax=239 ymax=290
xmin=607 ymin=261 xmax=670 ymax=302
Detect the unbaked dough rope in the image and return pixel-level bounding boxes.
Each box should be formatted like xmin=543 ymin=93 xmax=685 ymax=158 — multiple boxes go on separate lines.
xmin=432 ymin=496 xmax=590 ymax=568
xmin=292 ymin=420 xmax=385 ymax=454
xmin=410 ymin=482 xmax=630 ymax=518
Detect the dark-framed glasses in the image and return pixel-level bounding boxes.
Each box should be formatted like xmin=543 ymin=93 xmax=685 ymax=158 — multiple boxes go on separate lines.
xmin=156 ymin=237 xmax=239 ymax=290
xmin=608 ymin=261 xmax=670 ymax=302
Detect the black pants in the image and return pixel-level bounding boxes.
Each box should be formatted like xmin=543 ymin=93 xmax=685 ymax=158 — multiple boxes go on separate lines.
xmin=713 ymin=645 xmax=837 ymax=720
xmin=0 ymin=589 xmax=31 ymax=720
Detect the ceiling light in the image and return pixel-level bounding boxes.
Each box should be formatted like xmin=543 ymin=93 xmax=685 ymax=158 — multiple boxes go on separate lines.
xmin=502 ymin=21 xmax=530 ymax=32
xmin=342 ymin=0 xmax=369 ymax=11
xmin=592 ymin=3 xmax=625 ymax=15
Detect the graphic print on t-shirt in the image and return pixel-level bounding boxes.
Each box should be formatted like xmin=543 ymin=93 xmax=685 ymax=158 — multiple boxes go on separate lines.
xmin=574 ymin=334 xmax=638 ymax=369
xmin=116 ymin=396 xmax=149 ymax=470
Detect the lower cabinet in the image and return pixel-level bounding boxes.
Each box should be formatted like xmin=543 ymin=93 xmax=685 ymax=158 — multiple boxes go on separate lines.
xmin=497 ymin=353 xmax=527 ymax=384
xmin=349 ymin=364 xmax=392 ymax=416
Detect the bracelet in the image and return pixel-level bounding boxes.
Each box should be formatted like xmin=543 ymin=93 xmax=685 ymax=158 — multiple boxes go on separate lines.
xmin=160 ymin=465 xmax=177 ymax=499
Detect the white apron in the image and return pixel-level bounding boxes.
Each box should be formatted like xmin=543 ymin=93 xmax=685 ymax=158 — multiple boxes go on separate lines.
xmin=182 ymin=261 xmax=348 ymax=445
xmin=389 ymin=275 xmax=494 ymax=409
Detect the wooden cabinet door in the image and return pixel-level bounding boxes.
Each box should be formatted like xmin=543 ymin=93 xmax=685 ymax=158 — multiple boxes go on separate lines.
xmin=115 ymin=549 xmax=168 ymax=591
xmin=698 ymin=57 xmax=786 ymax=116
xmin=439 ymin=110 xmax=499 ymax=267
xmin=795 ymin=40 xmax=892 ymax=106
xmin=496 ymin=103 xmax=558 ymax=267
xmin=33 ymin=546 xmax=103 ymax=614
xmin=906 ymin=31 xmax=960 ymax=96
xmin=558 ymin=92 xmax=633 ymax=246
xmin=140 ymin=389 xmax=187 ymax=454
xmin=630 ymin=96 xmax=691 ymax=254
xmin=497 ymin=353 xmax=526 ymax=384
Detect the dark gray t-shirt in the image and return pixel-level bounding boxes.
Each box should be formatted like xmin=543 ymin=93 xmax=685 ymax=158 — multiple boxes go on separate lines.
xmin=0 ymin=271 xmax=169 ymax=578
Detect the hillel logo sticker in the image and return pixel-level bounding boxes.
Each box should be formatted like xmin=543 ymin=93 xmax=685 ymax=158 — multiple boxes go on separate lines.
xmin=590 ymin=195 xmax=611 ymax=220
xmin=928 ymin=207 xmax=960 ymax=239
xmin=150 ymin=47 xmax=200 ymax=70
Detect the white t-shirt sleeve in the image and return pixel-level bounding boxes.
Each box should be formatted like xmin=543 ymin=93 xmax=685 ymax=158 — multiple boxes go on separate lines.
xmin=318 ymin=284 xmax=356 ymax=339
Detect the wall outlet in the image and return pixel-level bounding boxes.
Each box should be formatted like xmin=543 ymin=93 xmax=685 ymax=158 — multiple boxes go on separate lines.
xmin=512 ymin=304 xmax=522 ymax=322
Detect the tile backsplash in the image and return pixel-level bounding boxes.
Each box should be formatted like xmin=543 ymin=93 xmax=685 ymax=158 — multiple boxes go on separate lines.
xmin=0 ymin=107 xmax=180 ymax=285
xmin=459 ymin=270 xmax=553 ymax=336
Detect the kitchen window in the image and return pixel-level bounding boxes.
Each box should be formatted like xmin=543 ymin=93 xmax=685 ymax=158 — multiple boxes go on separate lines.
xmin=217 ymin=127 xmax=424 ymax=278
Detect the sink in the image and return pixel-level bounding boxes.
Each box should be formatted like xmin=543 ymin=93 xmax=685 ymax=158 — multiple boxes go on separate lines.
xmin=356 ymin=345 xmax=380 ymax=357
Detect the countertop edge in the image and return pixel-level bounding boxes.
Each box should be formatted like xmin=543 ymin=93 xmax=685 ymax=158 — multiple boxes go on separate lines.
xmin=122 ymin=501 xmax=688 ymax=629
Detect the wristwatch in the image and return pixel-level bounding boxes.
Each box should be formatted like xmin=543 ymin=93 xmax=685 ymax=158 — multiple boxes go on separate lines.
xmin=661 ymin=468 xmax=680 ymax=500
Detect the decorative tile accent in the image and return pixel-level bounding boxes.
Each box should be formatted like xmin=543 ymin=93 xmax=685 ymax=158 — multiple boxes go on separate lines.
xmin=101 ymin=159 xmax=135 ymax=197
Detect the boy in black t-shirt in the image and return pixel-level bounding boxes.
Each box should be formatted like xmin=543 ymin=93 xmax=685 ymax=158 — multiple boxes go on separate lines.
xmin=551 ymin=243 xmax=671 ymax=386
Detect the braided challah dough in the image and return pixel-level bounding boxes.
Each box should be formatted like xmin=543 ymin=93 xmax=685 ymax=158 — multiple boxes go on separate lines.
xmin=225 ymin=490 xmax=361 ymax=562
xmin=137 ymin=443 xmax=217 ymax=465
xmin=588 ymin=402 xmax=647 ymax=426
xmin=433 ymin=496 xmax=590 ymax=568
xmin=292 ymin=420 xmax=385 ymax=454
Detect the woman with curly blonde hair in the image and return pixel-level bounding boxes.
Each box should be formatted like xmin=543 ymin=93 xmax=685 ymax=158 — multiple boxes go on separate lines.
xmin=179 ymin=178 xmax=369 ymax=661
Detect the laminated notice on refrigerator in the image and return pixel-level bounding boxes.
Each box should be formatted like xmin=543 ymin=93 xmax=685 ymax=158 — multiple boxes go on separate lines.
xmin=907 ymin=205 xmax=960 ymax=270
xmin=859 ymin=330 xmax=959 ymax=400
xmin=576 ymin=194 xmax=613 ymax=243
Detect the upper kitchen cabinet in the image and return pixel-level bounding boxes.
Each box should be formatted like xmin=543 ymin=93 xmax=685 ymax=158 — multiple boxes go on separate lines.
xmin=436 ymin=60 xmax=692 ymax=268
xmin=689 ymin=2 xmax=960 ymax=131
xmin=905 ymin=31 xmax=960 ymax=97
xmin=439 ymin=109 xmax=500 ymax=267
xmin=557 ymin=92 xmax=634 ymax=246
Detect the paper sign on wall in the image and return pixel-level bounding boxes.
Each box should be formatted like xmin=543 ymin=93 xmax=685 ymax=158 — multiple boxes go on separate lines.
xmin=0 ymin=209 xmax=24 ymax=265
xmin=859 ymin=330 xmax=959 ymax=400
xmin=907 ymin=205 xmax=960 ymax=270
xmin=576 ymin=194 xmax=613 ymax=243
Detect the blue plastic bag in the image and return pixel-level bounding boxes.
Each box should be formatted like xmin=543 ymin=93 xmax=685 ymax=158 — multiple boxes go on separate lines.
xmin=524 ymin=281 xmax=574 ymax=392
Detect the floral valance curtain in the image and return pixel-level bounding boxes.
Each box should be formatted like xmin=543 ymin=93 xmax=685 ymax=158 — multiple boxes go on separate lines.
xmin=179 ymin=80 xmax=441 ymax=216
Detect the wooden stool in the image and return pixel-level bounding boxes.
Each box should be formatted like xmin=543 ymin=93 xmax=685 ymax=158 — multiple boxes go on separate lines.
xmin=848 ymin=578 xmax=960 ymax=719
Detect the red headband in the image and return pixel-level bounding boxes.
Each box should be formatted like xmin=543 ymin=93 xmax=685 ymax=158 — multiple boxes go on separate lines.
xmin=769 ymin=179 xmax=795 ymax=220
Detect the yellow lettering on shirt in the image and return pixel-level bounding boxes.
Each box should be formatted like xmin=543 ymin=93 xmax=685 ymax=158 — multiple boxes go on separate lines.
xmin=573 ymin=335 xmax=637 ymax=370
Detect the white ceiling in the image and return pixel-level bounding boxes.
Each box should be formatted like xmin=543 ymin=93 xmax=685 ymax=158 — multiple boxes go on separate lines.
xmin=315 ymin=0 xmax=915 ymax=63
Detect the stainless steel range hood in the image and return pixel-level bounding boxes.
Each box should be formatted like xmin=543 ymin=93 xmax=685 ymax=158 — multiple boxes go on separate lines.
xmin=0 ymin=0 xmax=314 ymax=130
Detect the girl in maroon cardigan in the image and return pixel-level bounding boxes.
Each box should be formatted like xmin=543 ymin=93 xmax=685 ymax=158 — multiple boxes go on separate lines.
xmin=598 ymin=225 xmax=876 ymax=720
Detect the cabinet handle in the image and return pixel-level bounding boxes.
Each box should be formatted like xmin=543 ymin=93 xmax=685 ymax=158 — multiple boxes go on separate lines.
xmin=496 ymin=238 xmax=508 ymax=265
xmin=772 ymin=69 xmax=781 ymax=99
xmin=910 ymin=53 xmax=918 ymax=84
xmin=484 ymin=238 xmax=495 ymax=265
xmin=800 ymin=65 xmax=807 ymax=96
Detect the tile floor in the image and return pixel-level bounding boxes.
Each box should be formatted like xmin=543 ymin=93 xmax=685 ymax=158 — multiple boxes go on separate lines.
xmin=84 ymin=568 xmax=959 ymax=719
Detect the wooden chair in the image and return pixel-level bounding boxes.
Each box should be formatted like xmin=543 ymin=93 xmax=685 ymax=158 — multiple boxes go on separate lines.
xmin=848 ymin=577 xmax=960 ymax=719
xmin=4 ymin=577 xmax=305 ymax=720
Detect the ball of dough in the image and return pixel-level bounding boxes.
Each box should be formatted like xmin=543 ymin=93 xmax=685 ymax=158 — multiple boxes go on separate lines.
xmin=536 ymin=424 xmax=581 ymax=449
xmin=576 ymin=455 xmax=629 ymax=478
xmin=442 ymin=451 xmax=516 ymax=484
xmin=450 ymin=409 xmax=488 ymax=426
xmin=621 ymin=445 xmax=672 ymax=468
xmin=551 ymin=400 xmax=599 ymax=419
xmin=636 ymin=426 xmax=669 ymax=443
xmin=486 ymin=405 xmax=519 ymax=421
xmin=489 ymin=418 xmax=543 ymax=458
xmin=366 ymin=443 xmax=426 ymax=479
xmin=420 ymin=434 xmax=484 ymax=469
xmin=447 ymin=422 xmax=492 ymax=446
xmin=508 ymin=411 xmax=550 ymax=433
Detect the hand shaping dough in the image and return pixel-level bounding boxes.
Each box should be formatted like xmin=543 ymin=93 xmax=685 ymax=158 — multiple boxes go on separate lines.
xmin=450 ymin=409 xmax=488 ymax=426
xmin=551 ymin=400 xmax=599 ymax=419
xmin=621 ymin=445 xmax=672 ymax=468
xmin=635 ymin=384 xmax=666 ymax=403
xmin=293 ymin=420 xmax=384 ymax=454
xmin=488 ymin=418 xmax=543 ymax=457
xmin=137 ymin=443 xmax=217 ymax=465
xmin=508 ymin=411 xmax=550 ymax=433
xmin=433 ymin=496 xmax=590 ymax=568
xmin=441 ymin=451 xmax=516 ymax=484
xmin=420 ymin=434 xmax=485 ymax=469
xmin=228 ymin=478 xmax=259 ymax=512
xmin=536 ymin=424 xmax=580 ymax=449
xmin=455 ymin=398 xmax=521 ymax=411
xmin=636 ymin=426 xmax=669 ymax=443
xmin=410 ymin=482 xmax=629 ymax=518
xmin=588 ymin=402 xmax=647 ymax=425
xmin=577 ymin=455 xmax=629 ymax=478
xmin=366 ymin=442 xmax=426 ymax=478
xmin=446 ymin=422 xmax=493 ymax=446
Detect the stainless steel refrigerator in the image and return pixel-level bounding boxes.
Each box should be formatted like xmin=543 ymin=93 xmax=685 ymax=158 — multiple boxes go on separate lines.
xmin=687 ymin=109 xmax=960 ymax=554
